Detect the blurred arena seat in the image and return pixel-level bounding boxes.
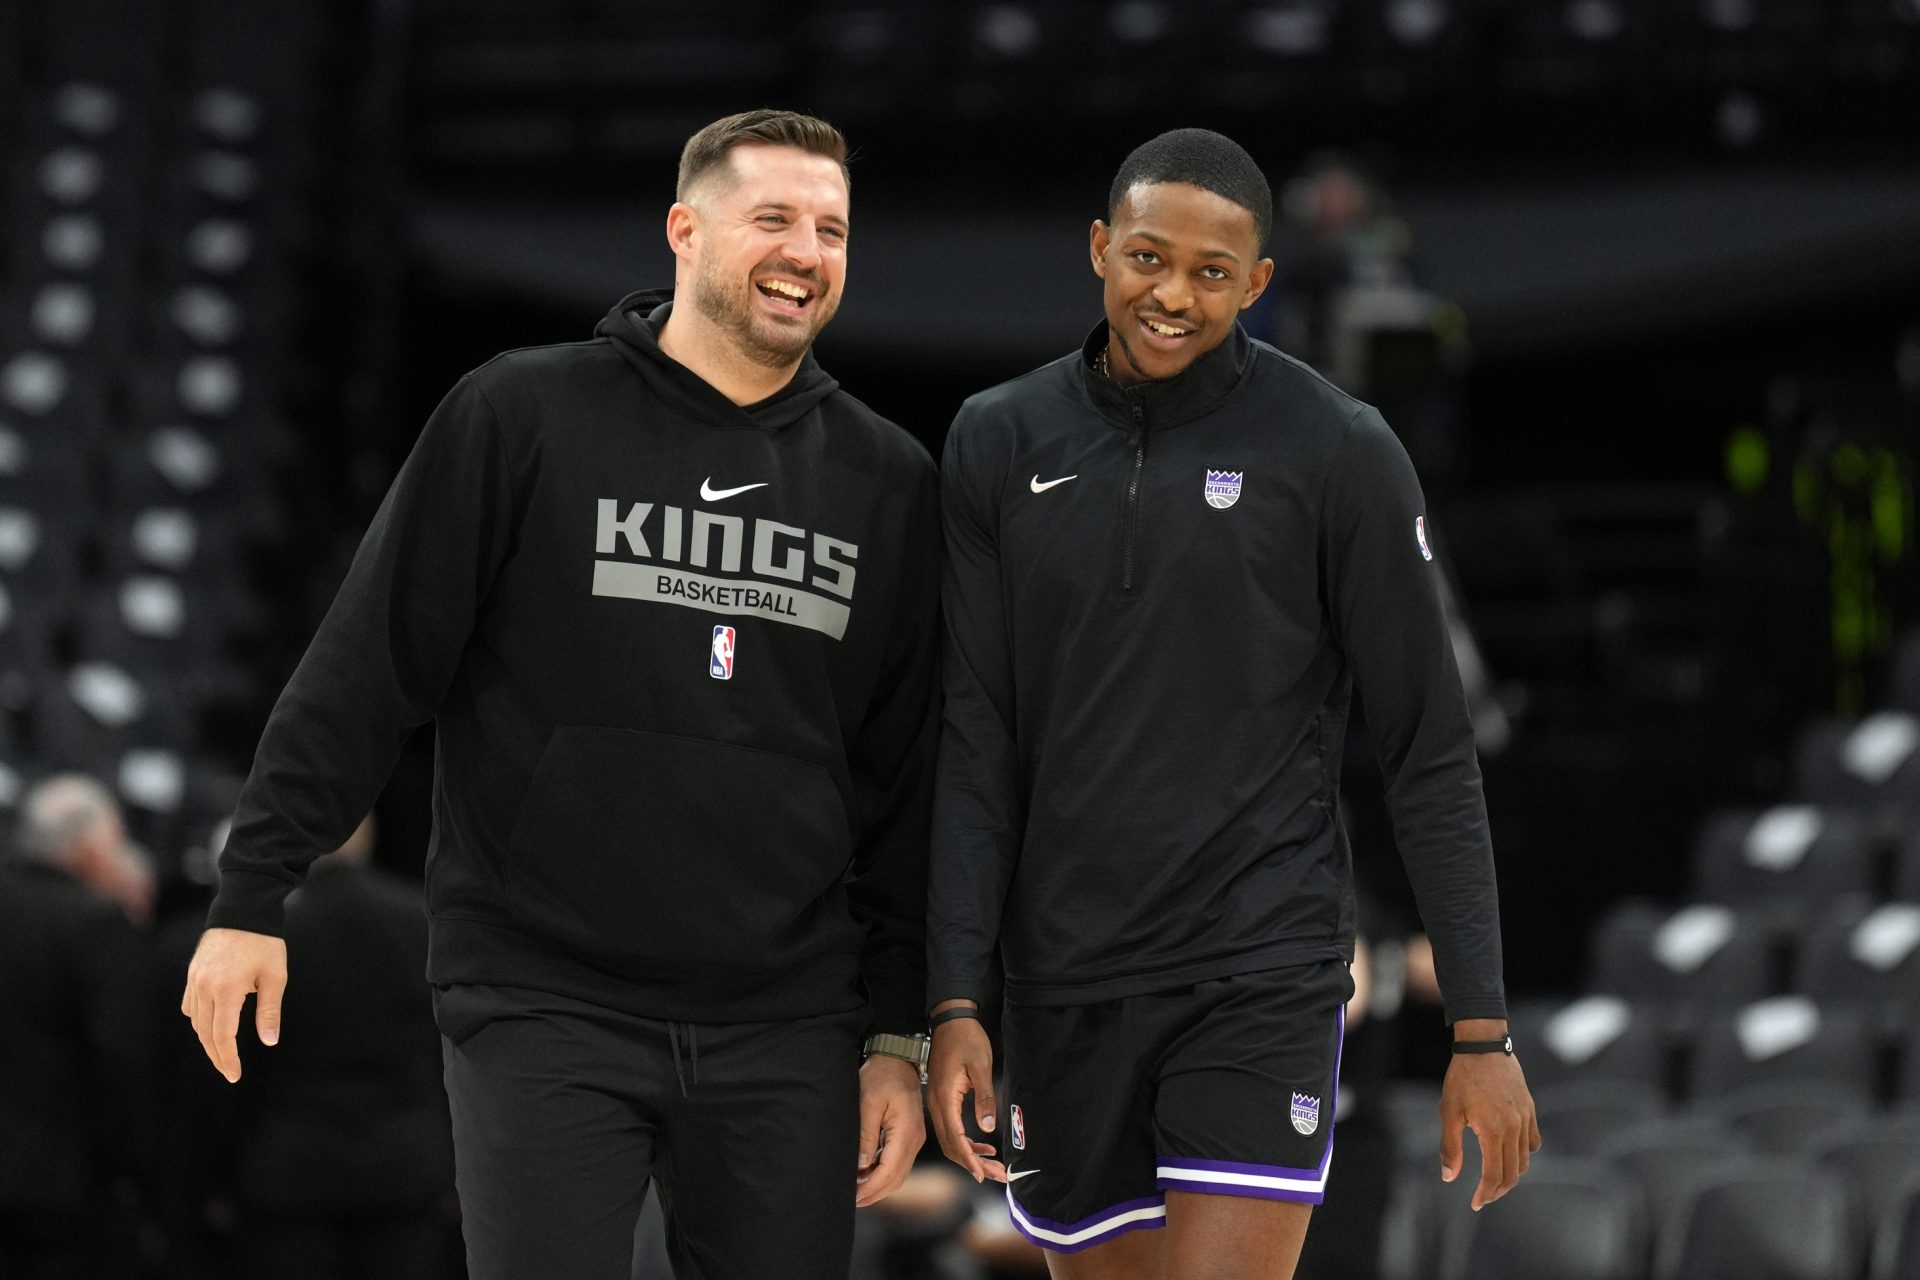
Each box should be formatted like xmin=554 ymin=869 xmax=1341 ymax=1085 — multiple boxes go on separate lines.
xmin=1691 ymin=804 xmax=1879 ymax=921
xmin=1506 ymin=995 xmax=1668 ymax=1096
xmin=1596 ymin=1118 xmax=1750 ymax=1248
xmin=1529 ymin=1078 xmax=1667 ymax=1158
xmin=1685 ymin=998 xmax=1879 ymax=1102
xmin=1880 ymin=1172 xmax=1920 ymax=1280
xmin=1693 ymin=1080 xmax=1876 ymax=1157
xmin=1811 ymin=1115 xmax=1920 ymax=1267
xmin=1441 ymin=1157 xmax=1647 ymax=1280
xmin=1796 ymin=899 xmax=1920 ymax=1029
xmin=1794 ymin=713 xmax=1920 ymax=816
xmin=1655 ymin=1161 xmax=1865 ymax=1280
xmin=1588 ymin=900 xmax=1777 ymax=1015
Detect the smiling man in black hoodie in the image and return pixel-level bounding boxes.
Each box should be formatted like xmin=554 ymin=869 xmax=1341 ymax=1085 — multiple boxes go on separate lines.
xmin=180 ymin=110 xmax=939 ymax=1279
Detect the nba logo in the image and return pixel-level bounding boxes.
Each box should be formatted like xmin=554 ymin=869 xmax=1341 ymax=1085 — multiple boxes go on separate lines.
xmin=1010 ymin=1104 xmax=1026 ymax=1150
xmin=1415 ymin=515 xmax=1433 ymax=562
xmin=709 ymin=625 xmax=735 ymax=679
xmin=1290 ymin=1092 xmax=1321 ymax=1136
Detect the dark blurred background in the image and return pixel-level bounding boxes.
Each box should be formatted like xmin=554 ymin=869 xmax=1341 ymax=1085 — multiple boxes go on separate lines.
xmin=2 ymin=1 xmax=1918 ymax=1278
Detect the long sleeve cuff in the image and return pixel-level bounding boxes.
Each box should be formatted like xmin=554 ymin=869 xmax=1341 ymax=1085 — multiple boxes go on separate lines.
xmin=205 ymin=867 xmax=298 ymax=936
xmin=924 ymin=966 xmax=987 ymax=1015
xmin=865 ymin=971 xmax=929 ymax=1036
xmin=1443 ymin=993 xmax=1510 ymax=1025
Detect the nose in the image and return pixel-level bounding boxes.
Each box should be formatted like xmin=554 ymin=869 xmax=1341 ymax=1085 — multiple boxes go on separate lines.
xmin=1152 ymin=274 xmax=1193 ymax=314
xmin=782 ymin=220 xmax=824 ymax=271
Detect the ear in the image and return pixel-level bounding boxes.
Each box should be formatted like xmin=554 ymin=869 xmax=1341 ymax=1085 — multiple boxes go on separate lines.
xmin=665 ymin=202 xmax=700 ymax=264
xmin=1090 ymin=220 xmax=1111 ymax=279
xmin=1240 ymin=257 xmax=1276 ymax=311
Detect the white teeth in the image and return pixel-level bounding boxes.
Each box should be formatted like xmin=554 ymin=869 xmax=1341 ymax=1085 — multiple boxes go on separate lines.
xmin=1145 ymin=319 xmax=1189 ymax=337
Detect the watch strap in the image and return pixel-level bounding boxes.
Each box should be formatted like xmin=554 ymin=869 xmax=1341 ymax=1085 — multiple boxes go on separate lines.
xmin=864 ymin=1032 xmax=931 ymax=1081
xmin=1452 ymin=1034 xmax=1515 ymax=1056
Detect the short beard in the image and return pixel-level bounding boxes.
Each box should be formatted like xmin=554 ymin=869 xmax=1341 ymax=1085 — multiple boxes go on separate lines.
xmin=1110 ymin=327 xmax=1177 ymax=383
xmin=690 ymin=254 xmax=831 ymax=370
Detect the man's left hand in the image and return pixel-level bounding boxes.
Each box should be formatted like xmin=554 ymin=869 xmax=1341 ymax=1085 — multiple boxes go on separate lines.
xmin=856 ymin=1054 xmax=926 ymax=1207
xmin=1438 ymin=1025 xmax=1540 ymax=1211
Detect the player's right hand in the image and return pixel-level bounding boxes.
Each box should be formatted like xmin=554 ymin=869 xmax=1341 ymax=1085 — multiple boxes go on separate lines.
xmin=181 ymin=927 xmax=288 ymax=1083
xmin=927 ymin=1002 xmax=1006 ymax=1183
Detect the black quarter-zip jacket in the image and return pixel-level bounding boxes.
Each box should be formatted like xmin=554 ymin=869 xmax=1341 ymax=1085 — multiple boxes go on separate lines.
xmin=928 ymin=321 xmax=1506 ymax=1023
xmin=209 ymin=290 xmax=939 ymax=1033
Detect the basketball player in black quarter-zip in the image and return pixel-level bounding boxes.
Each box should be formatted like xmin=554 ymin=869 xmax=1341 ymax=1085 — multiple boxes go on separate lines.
xmin=181 ymin=111 xmax=939 ymax=1280
xmin=926 ymin=129 xmax=1538 ymax=1280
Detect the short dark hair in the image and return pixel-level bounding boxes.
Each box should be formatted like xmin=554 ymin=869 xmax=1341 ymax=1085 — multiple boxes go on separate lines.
xmin=1108 ymin=128 xmax=1272 ymax=252
xmin=676 ymin=109 xmax=850 ymax=201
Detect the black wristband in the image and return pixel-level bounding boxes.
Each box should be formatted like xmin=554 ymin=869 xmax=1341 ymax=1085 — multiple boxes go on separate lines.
xmin=930 ymin=1006 xmax=981 ymax=1028
xmin=1452 ymin=1034 xmax=1514 ymax=1056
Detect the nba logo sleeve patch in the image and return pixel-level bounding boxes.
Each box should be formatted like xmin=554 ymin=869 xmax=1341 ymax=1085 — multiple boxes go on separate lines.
xmin=709 ymin=625 xmax=735 ymax=679
xmin=1416 ymin=515 xmax=1433 ymax=561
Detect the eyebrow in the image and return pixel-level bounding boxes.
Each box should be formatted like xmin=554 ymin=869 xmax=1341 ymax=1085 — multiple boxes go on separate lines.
xmin=749 ymin=201 xmax=850 ymax=230
xmin=1127 ymin=230 xmax=1241 ymax=263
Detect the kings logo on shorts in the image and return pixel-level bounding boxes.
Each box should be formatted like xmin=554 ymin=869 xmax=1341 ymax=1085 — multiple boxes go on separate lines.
xmin=709 ymin=625 xmax=735 ymax=679
xmin=1290 ymin=1092 xmax=1320 ymax=1136
xmin=1010 ymin=1104 xmax=1026 ymax=1151
xmin=1203 ymin=469 xmax=1243 ymax=510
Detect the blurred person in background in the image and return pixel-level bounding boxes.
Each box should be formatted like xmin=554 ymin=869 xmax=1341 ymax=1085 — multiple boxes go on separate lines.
xmin=1272 ymin=154 xmax=1414 ymax=374
xmin=0 ymin=775 xmax=154 ymax=1279
xmin=186 ymin=815 xmax=456 ymax=1280
xmin=177 ymin=108 xmax=939 ymax=1280
xmin=11 ymin=772 xmax=157 ymax=925
xmin=928 ymin=128 xmax=1535 ymax=1280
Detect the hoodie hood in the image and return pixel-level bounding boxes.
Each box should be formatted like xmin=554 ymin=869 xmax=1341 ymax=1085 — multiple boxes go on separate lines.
xmin=595 ymin=288 xmax=840 ymax=432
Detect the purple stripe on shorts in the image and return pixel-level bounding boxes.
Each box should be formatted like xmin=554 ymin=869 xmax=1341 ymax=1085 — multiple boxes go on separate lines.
xmin=1156 ymin=1173 xmax=1326 ymax=1205
xmin=1159 ymin=1153 xmax=1332 ymax=1180
xmin=1005 ymin=1188 xmax=1167 ymax=1254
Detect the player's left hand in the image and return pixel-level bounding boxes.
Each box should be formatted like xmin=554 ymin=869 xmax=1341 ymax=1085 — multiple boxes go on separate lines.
xmin=855 ymin=1053 xmax=926 ymax=1207
xmin=1439 ymin=1032 xmax=1539 ymax=1211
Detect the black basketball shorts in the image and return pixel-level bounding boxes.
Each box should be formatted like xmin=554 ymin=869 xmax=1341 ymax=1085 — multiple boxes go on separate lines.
xmin=998 ymin=960 xmax=1351 ymax=1254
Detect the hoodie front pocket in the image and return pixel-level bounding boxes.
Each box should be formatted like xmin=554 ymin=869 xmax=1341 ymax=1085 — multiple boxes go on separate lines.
xmin=505 ymin=726 xmax=855 ymax=973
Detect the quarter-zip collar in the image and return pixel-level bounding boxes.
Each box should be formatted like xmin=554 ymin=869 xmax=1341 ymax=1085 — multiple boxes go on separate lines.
xmin=1078 ymin=318 xmax=1254 ymax=432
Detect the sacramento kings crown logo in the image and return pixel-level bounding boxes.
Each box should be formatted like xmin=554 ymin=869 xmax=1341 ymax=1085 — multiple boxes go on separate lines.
xmin=1290 ymin=1092 xmax=1321 ymax=1136
xmin=1204 ymin=469 xmax=1243 ymax=510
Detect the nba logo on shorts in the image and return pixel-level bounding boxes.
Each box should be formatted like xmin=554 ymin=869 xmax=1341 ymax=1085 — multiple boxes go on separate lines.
xmin=709 ymin=625 xmax=735 ymax=680
xmin=1010 ymin=1104 xmax=1026 ymax=1150
xmin=1416 ymin=516 xmax=1433 ymax=562
xmin=1204 ymin=469 xmax=1243 ymax=510
xmin=1290 ymin=1092 xmax=1320 ymax=1136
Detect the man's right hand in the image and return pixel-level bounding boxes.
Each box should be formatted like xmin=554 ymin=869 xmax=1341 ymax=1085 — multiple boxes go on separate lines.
xmin=181 ymin=927 xmax=287 ymax=1083
xmin=926 ymin=1000 xmax=1006 ymax=1183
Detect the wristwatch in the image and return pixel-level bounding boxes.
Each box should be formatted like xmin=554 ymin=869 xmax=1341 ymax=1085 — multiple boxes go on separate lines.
xmin=863 ymin=1032 xmax=932 ymax=1084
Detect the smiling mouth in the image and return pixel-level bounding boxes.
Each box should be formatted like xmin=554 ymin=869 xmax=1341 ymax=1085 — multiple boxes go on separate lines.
xmin=1139 ymin=315 xmax=1195 ymax=343
xmin=755 ymin=278 xmax=816 ymax=312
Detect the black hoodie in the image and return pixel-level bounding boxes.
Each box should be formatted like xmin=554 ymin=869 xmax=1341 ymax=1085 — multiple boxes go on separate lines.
xmin=210 ymin=291 xmax=939 ymax=1033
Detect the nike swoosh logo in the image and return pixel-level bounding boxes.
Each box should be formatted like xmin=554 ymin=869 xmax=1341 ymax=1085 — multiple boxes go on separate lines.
xmin=1030 ymin=474 xmax=1078 ymax=493
xmin=1008 ymin=1168 xmax=1042 ymax=1182
xmin=700 ymin=479 xmax=769 ymax=501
